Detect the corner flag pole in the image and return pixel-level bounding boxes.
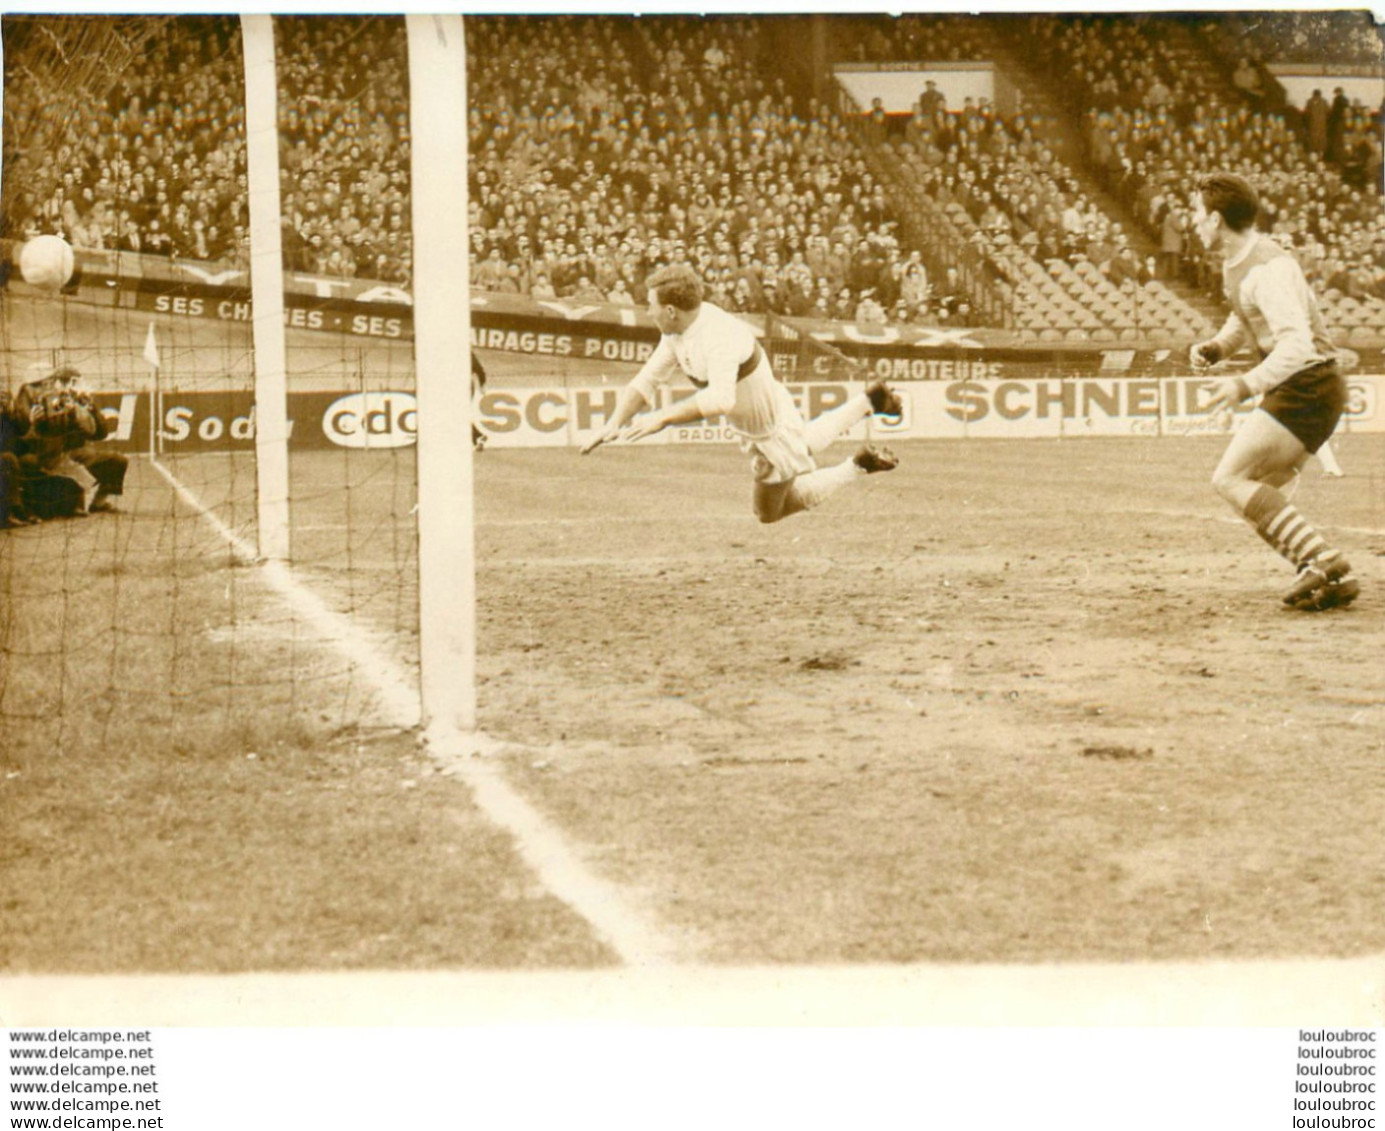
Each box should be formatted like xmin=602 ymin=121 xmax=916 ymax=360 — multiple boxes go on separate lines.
xmin=143 ymin=322 xmax=161 ymax=460
xmin=406 ymin=15 xmax=477 ymax=742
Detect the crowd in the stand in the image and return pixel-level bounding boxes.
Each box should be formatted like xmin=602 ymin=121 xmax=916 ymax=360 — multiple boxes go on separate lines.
xmin=3 ymin=15 xmax=418 ymax=285
xmin=894 ymin=98 xmax=1162 ymax=293
xmin=853 ymin=12 xmax=1383 ymax=320
xmin=1020 ymin=14 xmax=1384 ymax=298
xmin=1211 ymin=9 xmax=1385 ymax=71
xmin=5 ymin=17 xmax=251 ymax=265
xmin=465 ymin=15 xmax=960 ymax=325
xmin=274 ymin=16 xmax=414 ymax=284
xmin=1080 ymin=97 xmax=1385 ymax=299
xmin=831 ymin=13 xmax=995 ymax=66
xmin=3 ymin=13 xmax=1382 ymax=325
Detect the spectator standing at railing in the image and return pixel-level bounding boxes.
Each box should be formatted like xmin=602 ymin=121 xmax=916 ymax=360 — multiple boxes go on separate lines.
xmin=1106 ymin=244 xmax=1150 ymax=288
xmin=978 ymin=192 xmax=1013 ymax=241
xmin=1086 ymin=221 xmax=1117 ymax=273
xmin=919 ymin=79 xmax=946 ymax=120
xmin=951 ymin=298 xmax=980 ymax=327
xmin=863 ymin=98 xmax=890 ymax=147
xmin=930 ymin=109 xmax=956 ymax=156
xmin=1061 ymin=195 xmax=1088 ymax=257
xmin=1326 ymin=87 xmax=1351 ymax=164
xmin=570 ymin=275 xmax=607 ymax=303
xmin=1325 ymin=254 xmax=1377 ymax=301
xmin=959 ymin=96 xmax=985 ymax=138
xmin=473 ymin=247 xmax=509 ymax=291
xmin=1157 ymin=200 xmax=1184 ymax=280
xmin=826 ymin=285 xmax=853 ymax=321
xmin=782 ymin=250 xmax=815 ymax=300
xmin=1304 ymin=90 xmax=1329 ymax=157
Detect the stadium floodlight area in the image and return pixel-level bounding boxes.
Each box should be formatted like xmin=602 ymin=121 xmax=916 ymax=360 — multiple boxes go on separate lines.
xmin=0 ymin=15 xmax=472 ymax=761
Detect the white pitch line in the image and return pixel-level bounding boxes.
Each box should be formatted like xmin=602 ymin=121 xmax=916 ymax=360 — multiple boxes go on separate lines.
xmin=1127 ymin=507 xmax=1385 ymax=538
xmin=150 ymin=456 xmax=678 ymax=967
xmin=150 ymin=456 xmax=420 ymax=728
xmin=293 ymin=516 xmax=748 ymax=532
xmin=428 ymin=734 xmax=680 ymax=967
xmin=148 ymin=455 xmax=261 ymax=565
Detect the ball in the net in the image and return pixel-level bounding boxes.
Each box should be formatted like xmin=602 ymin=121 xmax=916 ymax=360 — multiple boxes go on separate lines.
xmin=19 ymin=235 xmax=76 ymax=293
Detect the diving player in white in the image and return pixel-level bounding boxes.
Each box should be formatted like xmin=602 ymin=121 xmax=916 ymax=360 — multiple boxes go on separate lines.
xmin=581 ymin=264 xmax=901 ymax=524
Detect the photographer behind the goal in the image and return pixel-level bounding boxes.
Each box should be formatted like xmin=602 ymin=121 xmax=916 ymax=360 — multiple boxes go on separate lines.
xmin=12 ymin=365 xmax=128 ymax=517
xmin=1 ymin=389 xmax=43 ymax=528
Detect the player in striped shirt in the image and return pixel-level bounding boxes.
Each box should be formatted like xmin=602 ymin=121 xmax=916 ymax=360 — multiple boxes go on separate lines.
xmin=1190 ymin=172 xmax=1358 ymax=611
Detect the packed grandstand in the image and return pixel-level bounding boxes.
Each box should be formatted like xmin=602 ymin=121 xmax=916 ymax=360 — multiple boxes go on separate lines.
xmin=2 ymin=12 xmax=1382 ymax=345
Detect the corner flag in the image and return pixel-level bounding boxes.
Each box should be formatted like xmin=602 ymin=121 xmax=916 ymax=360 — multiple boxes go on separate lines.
xmin=143 ymin=323 xmax=161 ymax=369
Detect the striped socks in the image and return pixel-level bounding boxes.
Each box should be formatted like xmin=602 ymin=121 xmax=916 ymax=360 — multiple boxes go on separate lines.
xmin=1242 ymin=484 xmax=1330 ymax=568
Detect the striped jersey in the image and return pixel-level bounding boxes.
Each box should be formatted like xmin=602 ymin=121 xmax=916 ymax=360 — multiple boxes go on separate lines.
xmin=1210 ymin=233 xmax=1336 ymax=396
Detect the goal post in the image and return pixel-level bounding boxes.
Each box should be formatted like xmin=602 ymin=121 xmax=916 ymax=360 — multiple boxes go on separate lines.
xmin=405 ymin=14 xmax=478 ymax=743
xmin=240 ymin=14 xmax=292 ymax=563
xmin=2 ymin=14 xmax=477 ymax=761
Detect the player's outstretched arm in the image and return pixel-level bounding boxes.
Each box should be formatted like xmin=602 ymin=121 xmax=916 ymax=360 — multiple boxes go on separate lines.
xmin=620 ymin=394 xmax=707 ymax=444
xmin=581 ymin=385 xmax=649 ymax=454
xmin=580 ymin=428 xmax=618 ymax=455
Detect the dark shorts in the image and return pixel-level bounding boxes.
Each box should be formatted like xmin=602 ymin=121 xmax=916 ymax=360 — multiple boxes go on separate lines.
xmin=1260 ymin=360 xmax=1345 ymax=454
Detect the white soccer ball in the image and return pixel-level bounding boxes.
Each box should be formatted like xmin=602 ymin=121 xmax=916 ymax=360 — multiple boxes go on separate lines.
xmin=19 ymin=235 xmax=76 ymax=293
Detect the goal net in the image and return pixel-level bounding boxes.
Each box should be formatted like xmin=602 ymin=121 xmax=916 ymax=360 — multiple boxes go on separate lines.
xmin=763 ymin=310 xmax=867 ymax=386
xmin=1 ymin=15 xmax=463 ymax=762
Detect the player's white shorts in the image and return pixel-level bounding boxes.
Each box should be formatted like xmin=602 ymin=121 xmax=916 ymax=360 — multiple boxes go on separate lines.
xmin=743 ymin=422 xmax=816 ymax=485
xmin=723 ymin=363 xmax=816 ymax=485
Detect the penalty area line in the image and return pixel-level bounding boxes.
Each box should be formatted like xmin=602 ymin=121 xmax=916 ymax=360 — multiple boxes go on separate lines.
xmin=149 ymin=455 xmax=679 ymax=968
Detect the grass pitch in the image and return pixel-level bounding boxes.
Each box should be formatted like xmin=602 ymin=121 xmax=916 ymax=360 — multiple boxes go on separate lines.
xmin=0 ymin=459 xmax=612 ymax=972
xmin=474 ymin=432 xmax=1385 ymax=964
xmin=2 ymin=429 xmax=1383 ymax=972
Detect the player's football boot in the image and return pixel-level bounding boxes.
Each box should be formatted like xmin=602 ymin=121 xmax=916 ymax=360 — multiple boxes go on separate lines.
xmin=1289 ymin=575 xmax=1360 ymax=611
xmin=854 ymin=444 xmax=899 ymax=474
xmin=866 ymin=379 xmax=904 ymax=419
xmin=1284 ymin=550 xmax=1359 ymax=611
